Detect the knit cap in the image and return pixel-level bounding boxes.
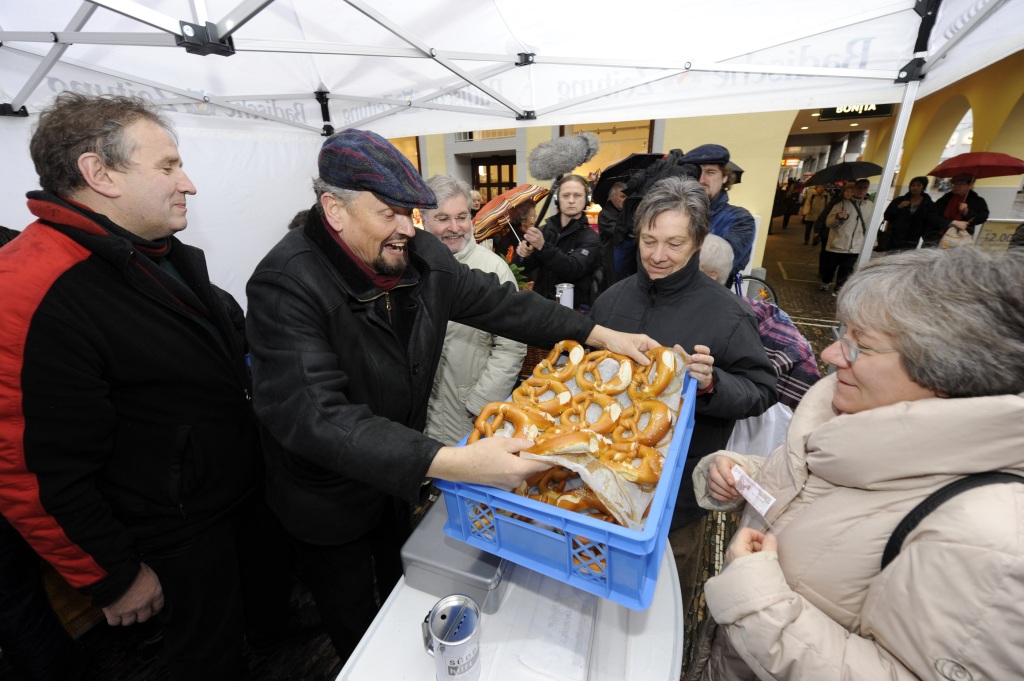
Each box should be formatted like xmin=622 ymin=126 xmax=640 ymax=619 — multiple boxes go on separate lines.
xmin=318 ymin=129 xmax=436 ymax=209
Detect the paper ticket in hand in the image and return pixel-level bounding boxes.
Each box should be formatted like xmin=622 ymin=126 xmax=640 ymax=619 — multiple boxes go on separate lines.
xmin=731 ymin=465 xmax=776 ymax=518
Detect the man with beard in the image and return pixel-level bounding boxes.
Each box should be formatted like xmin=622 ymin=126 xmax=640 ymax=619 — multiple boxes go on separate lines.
xmin=245 ymin=130 xmax=660 ymax=664
xmin=420 ymin=174 xmax=526 ymax=446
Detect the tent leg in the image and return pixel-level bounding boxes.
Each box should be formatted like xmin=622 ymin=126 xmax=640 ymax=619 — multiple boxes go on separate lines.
xmin=856 ymin=79 xmax=920 ymax=269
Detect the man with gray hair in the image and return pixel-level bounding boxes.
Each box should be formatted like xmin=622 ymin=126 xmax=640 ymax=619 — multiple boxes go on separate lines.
xmin=421 ymin=174 xmax=526 ymax=445
xmin=245 ymin=129 xmax=660 ymax=663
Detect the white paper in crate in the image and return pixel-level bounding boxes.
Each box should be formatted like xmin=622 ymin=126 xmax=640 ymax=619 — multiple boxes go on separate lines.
xmin=519 ymin=348 xmax=687 ymax=529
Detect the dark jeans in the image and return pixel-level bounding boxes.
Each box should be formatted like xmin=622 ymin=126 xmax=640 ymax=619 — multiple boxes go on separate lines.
xmin=142 ymin=493 xmax=291 ymax=681
xmin=0 ymin=515 xmax=86 ymax=681
xmin=292 ymin=501 xmax=410 ymax=666
xmin=821 ymin=251 xmax=858 ymax=290
xmin=803 ymin=219 xmax=816 ymax=244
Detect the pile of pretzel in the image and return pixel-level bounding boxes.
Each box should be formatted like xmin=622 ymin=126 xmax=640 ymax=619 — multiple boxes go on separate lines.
xmin=467 ymin=340 xmax=684 ymax=526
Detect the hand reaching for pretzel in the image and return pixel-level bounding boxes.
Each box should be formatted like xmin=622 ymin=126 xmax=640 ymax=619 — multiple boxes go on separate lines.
xmin=427 ymin=437 xmax=552 ymax=491
xmin=677 ymin=343 xmax=715 ymax=391
xmin=586 ymin=326 xmax=658 ymax=366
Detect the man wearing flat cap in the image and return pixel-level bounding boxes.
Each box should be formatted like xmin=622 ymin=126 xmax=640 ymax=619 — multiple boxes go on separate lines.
xmin=682 ymin=144 xmax=756 ymax=281
xmin=926 ymin=173 xmax=990 ymax=247
xmin=245 ymin=129 xmax=660 ymax=663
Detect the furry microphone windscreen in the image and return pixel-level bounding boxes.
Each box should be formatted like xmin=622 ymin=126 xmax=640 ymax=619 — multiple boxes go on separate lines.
xmin=528 ymin=132 xmax=601 ymax=180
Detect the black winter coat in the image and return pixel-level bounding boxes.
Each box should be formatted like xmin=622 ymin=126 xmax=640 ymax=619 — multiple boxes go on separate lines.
xmin=0 ymin=193 xmax=260 ymax=607
xmin=514 ymin=214 xmax=601 ymax=308
xmin=245 ymin=211 xmax=594 ymax=546
xmin=589 ymin=255 xmax=778 ymax=529
xmin=881 ymin=193 xmax=936 ymax=251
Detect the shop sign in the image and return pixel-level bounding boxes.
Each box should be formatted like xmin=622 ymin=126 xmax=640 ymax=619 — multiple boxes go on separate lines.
xmin=818 ymin=103 xmax=894 ymax=121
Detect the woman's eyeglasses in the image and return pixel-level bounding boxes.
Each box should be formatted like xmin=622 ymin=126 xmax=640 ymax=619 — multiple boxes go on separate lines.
xmin=837 ymin=336 xmax=896 ymax=363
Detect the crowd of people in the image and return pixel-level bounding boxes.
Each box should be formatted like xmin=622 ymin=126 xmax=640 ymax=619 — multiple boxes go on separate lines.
xmin=0 ymin=92 xmax=1021 ymax=681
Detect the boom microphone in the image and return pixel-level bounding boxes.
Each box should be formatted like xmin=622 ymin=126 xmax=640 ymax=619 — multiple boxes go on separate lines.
xmin=528 ymin=132 xmax=600 ymax=180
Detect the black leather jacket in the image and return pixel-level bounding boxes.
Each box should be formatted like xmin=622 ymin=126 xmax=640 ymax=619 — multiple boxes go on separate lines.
xmin=246 ymin=211 xmax=594 ymax=545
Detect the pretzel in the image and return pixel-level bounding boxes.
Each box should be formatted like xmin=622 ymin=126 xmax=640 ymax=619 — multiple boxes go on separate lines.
xmin=512 ymin=376 xmax=572 ymax=415
xmin=533 ymin=340 xmax=586 ymax=383
xmin=599 ymin=442 xmax=664 ymax=485
xmin=523 ymin=466 xmax=577 ymax=504
xmin=628 ymin=346 xmax=682 ymax=402
xmin=610 ymin=400 xmax=673 ymax=447
xmin=556 ymin=487 xmax=611 ymax=515
xmin=574 ymin=350 xmax=636 ymax=395
xmin=559 ymin=391 xmax=622 ymax=435
xmin=524 ymin=431 xmax=601 ymax=457
xmin=466 ymin=402 xmax=540 ymax=443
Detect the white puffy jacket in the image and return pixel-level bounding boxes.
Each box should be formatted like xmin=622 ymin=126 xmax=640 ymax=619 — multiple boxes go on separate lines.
xmin=694 ymin=374 xmax=1024 ymax=680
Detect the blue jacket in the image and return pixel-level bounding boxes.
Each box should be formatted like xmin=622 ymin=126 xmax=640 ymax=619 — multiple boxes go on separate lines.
xmin=709 ymin=191 xmax=755 ymax=280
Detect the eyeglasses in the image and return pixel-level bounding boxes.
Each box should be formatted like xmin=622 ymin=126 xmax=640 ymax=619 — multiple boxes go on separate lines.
xmin=836 ymin=336 xmax=897 ymax=363
xmin=430 ymin=213 xmax=471 ymax=225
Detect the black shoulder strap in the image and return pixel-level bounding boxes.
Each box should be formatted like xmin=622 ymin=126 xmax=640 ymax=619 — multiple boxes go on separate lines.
xmin=881 ymin=472 xmax=1024 ymax=570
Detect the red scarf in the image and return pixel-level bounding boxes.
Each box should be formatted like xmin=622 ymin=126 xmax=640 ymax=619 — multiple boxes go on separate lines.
xmin=321 ymin=214 xmax=401 ymax=291
xmin=943 ymin=195 xmax=965 ymax=221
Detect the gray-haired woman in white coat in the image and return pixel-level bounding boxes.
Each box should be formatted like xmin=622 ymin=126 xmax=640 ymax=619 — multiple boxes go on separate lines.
xmin=690 ymin=247 xmax=1024 ymax=680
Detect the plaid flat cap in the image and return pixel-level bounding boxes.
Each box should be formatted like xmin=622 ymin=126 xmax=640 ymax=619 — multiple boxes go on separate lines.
xmin=318 ymin=129 xmax=436 ymax=209
xmin=680 ymin=144 xmax=730 ymax=166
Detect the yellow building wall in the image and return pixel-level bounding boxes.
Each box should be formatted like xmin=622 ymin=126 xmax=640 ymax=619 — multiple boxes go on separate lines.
xmin=663 ymin=111 xmax=798 ymax=271
xmin=899 ymin=50 xmax=1024 ymax=192
xmin=422 ymin=133 xmax=448 ymax=177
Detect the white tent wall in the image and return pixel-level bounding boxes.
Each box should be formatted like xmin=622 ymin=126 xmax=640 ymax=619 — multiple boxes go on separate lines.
xmin=3 ymin=0 xmax=1024 ymax=306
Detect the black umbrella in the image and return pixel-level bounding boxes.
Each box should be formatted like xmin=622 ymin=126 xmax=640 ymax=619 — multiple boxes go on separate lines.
xmin=803 ymin=161 xmax=882 ymax=187
xmin=727 ymin=161 xmax=744 ymax=185
xmin=592 ymin=153 xmax=663 ymax=206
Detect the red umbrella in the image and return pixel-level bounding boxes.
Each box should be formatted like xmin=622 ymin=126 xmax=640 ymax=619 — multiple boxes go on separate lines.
xmin=473 ymin=184 xmax=548 ymax=242
xmin=928 ymin=151 xmax=1024 ymax=179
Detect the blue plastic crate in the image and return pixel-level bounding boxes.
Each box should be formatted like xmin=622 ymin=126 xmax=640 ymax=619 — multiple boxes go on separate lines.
xmin=435 ymin=374 xmax=697 ymax=610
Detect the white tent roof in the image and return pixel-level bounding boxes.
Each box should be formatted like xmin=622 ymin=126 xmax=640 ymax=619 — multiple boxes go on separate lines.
xmin=2 ymin=1 xmax=1022 ymax=308
xmin=3 ymin=0 xmax=1023 ymax=137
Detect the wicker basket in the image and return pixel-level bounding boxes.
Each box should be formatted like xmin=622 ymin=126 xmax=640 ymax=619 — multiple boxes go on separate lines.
xmin=519 ymin=343 xmax=552 ymax=380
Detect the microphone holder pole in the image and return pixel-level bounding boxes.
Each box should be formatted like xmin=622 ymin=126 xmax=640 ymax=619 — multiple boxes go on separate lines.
xmin=534 ymin=174 xmax=563 ymax=226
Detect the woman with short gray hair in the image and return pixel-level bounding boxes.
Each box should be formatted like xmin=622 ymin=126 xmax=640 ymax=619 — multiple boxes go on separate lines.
xmin=692 ymin=247 xmax=1024 ymax=679
xmin=589 ymin=175 xmax=777 ymax=622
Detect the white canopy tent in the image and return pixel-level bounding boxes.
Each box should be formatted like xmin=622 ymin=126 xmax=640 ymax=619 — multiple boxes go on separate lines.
xmin=2 ymin=0 xmax=1022 ymax=306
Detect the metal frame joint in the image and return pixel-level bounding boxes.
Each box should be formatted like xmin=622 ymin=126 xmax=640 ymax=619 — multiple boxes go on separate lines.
xmin=896 ymin=57 xmax=925 ymax=83
xmin=0 ymin=103 xmax=30 ymax=117
xmin=516 ymin=52 xmax=535 ymax=67
xmin=176 ymin=21 xmax=235 ymax=56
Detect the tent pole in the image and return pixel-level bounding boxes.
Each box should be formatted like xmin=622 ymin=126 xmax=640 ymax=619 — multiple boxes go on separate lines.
xmin=215 ymin=0 xmax=276 ymax=40
xmin=856 ymin=79 xmax=920 ymax=269
xmin=10 ymin=2 xmax=96 ymax=111
xmin=90 ymin=0 xmax=180 ymax=34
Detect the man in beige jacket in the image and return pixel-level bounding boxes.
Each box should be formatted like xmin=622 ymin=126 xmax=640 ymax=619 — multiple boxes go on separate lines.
xmin=422 ymin=174 xmax=527 ymax=445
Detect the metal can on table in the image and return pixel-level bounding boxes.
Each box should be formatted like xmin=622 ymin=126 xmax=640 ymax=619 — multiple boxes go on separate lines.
xmin=555 ymin=282 xmax=574 ymax=309
xmin=422 ymin=594 xmax=481 ymax=681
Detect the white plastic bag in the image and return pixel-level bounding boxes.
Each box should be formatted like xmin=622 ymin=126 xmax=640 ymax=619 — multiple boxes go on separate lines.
xmin=725 ymin=402 xmax=793 ymax=458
